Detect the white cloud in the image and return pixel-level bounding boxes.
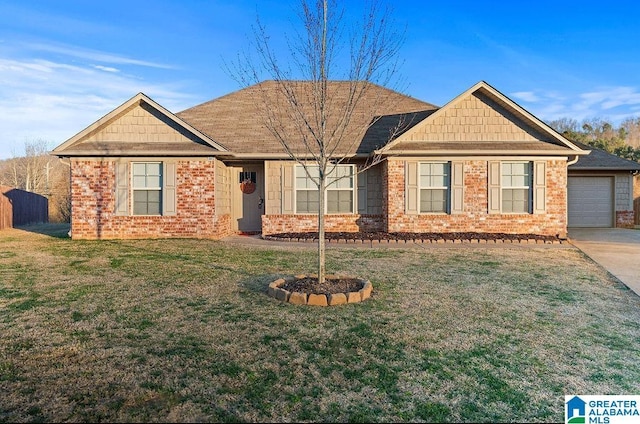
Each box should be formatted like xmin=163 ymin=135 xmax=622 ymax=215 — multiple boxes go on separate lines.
xmin=93 ymin=65 xmax=120 ymax=73
xmin=511 ymin=91 xmax=540 ymax=102
xmin=0 ymin=54 xmax=198 ymax=159
xmin=25 ymin=42 xmax=178 ymax=70
xmin=512 ymin=86 xmax=640 ymax=125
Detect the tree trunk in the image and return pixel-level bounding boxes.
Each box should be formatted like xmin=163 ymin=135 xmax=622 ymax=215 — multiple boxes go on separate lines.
xmin=317 ymin=174 xmax=326 ymax=285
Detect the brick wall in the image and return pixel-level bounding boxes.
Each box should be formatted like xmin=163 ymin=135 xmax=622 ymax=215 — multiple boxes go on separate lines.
xmin=261 ymin=158 xmax=568 ymax=237
xmin=385 ymin=159 xmax=568 ymax=237
xmin=262 ymin=214 xmax=384 ymax=235
xmin=70 ymin=157 xmax=573 ymax=239
xmin=616 ymin=211 xmax=634 ymax=228
xmin=70 ymin=159 xmax=232 ymax=239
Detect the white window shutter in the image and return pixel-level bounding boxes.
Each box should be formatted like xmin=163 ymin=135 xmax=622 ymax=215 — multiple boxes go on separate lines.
xmin=533 ymin=161 xmax=546 ymax=214
xmin=163 ymin=161 xmax=177 ymax=216
xmin=451 ymin=161 xmax=464 ymax=214
xmin=282 ymin=163 xmax=294 ymax=214
xmin=357 ymin=169 xmax=367 ymax=214
xmin=405 ymin=161 xmax=419 ymax=214
xmin=115 ymin=162 xmax=129 ymax=216
xmin=488 ymin=161 xmax=501 ymax=214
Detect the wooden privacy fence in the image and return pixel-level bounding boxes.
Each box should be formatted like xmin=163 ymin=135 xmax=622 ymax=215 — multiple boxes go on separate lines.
xmin=0 ymin=186 xmax=48 ymax=230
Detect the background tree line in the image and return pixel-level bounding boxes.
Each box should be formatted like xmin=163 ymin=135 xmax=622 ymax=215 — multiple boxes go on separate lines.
xmin=0 ymin=140 xmax=70 ymax=223
xmin=549 ymin=116 xmax=640 ymax=161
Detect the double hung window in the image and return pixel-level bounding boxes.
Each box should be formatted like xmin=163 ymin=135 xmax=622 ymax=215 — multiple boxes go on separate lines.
xmin=419 ymin=162 xmax=450 ymax=213
xmin=132 ymin=162 xmax=162 ymax=215
xmin=501 ymin=162 xmax=531 ymax=213
xmin=295 ymin=165 xmax=354 ymax=213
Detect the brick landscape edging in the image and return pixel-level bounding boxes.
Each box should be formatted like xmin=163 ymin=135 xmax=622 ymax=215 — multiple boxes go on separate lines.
xmin=263 ymin=231 xmax=566 ymax=244
xmin=267 ymin=275 xmax=372 ymax=306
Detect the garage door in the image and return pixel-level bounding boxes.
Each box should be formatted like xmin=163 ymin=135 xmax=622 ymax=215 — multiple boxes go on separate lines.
xmin=568 ymin=176 xmax=614 ymax=227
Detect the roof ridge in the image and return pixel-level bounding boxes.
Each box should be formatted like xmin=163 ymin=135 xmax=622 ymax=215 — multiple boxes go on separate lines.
xmin=177 ymin=80 xmax=437 ymax=114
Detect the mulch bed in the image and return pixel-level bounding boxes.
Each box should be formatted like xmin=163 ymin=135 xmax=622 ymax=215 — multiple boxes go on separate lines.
xmin=280 ymin=276 xmax=364 ymax=295
xmin=263 ymin=231 xmax=562 ymax=244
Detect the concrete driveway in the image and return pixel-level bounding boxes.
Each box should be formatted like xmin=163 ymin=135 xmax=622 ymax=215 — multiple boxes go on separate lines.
xmin=568 ymin=228 xmax=640 ymax=297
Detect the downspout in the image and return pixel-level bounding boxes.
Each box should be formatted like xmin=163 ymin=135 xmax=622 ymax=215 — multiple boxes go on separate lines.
xmin=567 ymin=155 xmax=580 ymax=166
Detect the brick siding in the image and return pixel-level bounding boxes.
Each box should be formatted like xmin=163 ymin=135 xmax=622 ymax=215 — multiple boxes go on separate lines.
xmin=262 ymin=214 xmax=384 ymax=235
xmin=261 ymin=159 xmax=569 ymax=237
xmin=385 ymin=159 xmax=568 ymax=237
xmin=616 ymin=211 xmax=634 ymax=228
xmin=70 ymin=159 xmax=232 ymax=239
xmin=71 ymin=157 xmax=571 ymax=239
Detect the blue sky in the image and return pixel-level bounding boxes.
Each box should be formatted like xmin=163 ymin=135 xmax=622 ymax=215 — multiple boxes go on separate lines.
xmin=1 ymin=0 xmax=639 ymax=159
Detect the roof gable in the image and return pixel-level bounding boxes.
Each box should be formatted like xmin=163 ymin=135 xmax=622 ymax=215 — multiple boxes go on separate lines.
xmin=53 ymin=93 xmax=227 ymax=157
xmin=381 ymin=81 xmax=588 ymax=155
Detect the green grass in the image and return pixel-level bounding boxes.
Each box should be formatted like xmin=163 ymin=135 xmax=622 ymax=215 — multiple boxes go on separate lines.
xmin=0 ymin=224 xmax=638 ymax=422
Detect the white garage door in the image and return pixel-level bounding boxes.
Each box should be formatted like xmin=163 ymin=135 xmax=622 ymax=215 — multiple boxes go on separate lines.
xmin=568 ymin=176 xmax=614 ymax=227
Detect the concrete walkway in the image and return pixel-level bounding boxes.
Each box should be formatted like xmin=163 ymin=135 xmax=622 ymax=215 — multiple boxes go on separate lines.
xmin=568 ymin=228 xmax=640 ymax=297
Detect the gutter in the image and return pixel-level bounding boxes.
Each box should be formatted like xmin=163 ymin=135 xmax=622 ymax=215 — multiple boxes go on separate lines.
xmin=373 ymin=149 xmax=591 ymax=156
xmin=49 ymin=150 xmax=229 ymax=158
xmin=567 ymin=155 xmax=580 ymax=165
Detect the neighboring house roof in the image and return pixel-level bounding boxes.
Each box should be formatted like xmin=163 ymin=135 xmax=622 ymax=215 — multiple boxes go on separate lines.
xmin=379 ymin=81 xmax=588 ymax=156
xmin=569 ymin=141 xmax=640 ymax=171
xmin=176 ymin=80 xmax=438 ymax=157
xmin=52 ymin=93 xmax=227 ymax=157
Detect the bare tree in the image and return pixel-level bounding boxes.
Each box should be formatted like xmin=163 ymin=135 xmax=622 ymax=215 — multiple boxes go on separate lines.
xmin=0 ymin=140 xmax=71 ymax=222
xmin=621 ymin=117 xmax=640 ymax=148
xmin=1 ymin=140 xmax=53 ymax=194
xmin=231 ymin=0 xmax=405 ymax=284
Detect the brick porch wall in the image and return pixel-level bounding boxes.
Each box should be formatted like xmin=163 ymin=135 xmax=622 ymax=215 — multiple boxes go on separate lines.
xmin=616 ymin=211 xmax=634 ymax=228
xmin=262 ymin=214 xmax=385 ymax=235
xmin=385 ymin=159 xmax=568 ymax=237
xmin=70 ymin=159 xmax=232 ymax=240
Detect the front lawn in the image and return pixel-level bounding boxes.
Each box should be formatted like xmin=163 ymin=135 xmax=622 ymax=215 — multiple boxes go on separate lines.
xmin=0 ymin=225 xmax=638 ymax=422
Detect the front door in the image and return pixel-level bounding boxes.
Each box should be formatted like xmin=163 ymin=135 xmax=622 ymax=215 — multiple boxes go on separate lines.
xmin=232 ymin=164 xmax=264 ymax=233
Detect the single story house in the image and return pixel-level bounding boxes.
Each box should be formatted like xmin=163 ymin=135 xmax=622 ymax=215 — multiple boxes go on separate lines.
xmin=52 ymin=80 xmax=635 ymax=240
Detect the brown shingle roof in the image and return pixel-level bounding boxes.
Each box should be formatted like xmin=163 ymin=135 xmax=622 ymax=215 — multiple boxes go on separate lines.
xmin=177 ymin=80 xmax=438 ymax=156
xmin=569 ymin=141 xmax=640 ymax=171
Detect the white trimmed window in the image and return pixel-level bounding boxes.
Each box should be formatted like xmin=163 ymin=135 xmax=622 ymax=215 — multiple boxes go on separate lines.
xmin=132 ymin=162 xmax=162 ymax=215
xmin=419 ymin=162 xmax=450 ymax=213
xmin=295 ymin=165 xmax=355 ymax=213
xmin=501 ymin=162 xmax=532 ymax=213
